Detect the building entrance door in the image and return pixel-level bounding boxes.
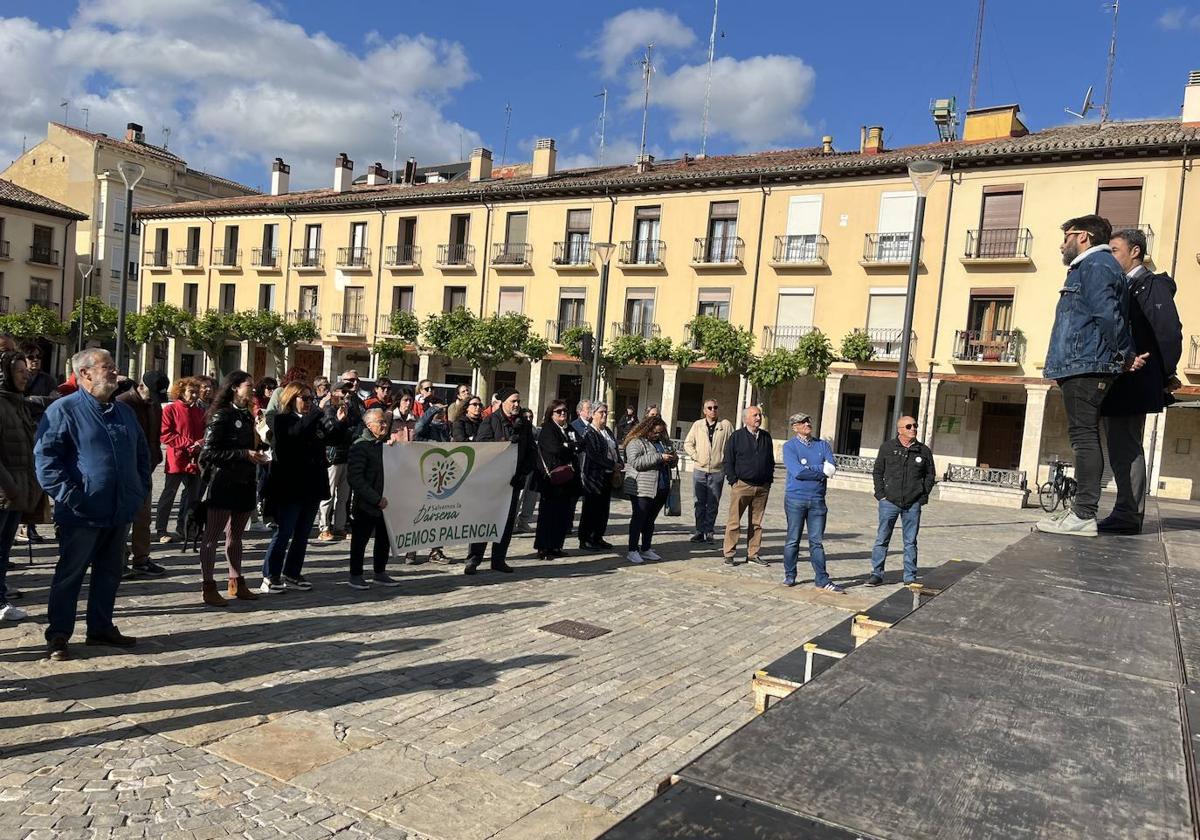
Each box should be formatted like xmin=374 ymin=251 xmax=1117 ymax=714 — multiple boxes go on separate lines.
xmin=557 ymin=374 xmax=582 ymax=411
xmin=836 ymin=393 xmax=866 ymax=455
xmin=977 ymin=402 xmax=1024 ymax=470
xmin=613 ymin=379 xmax=640 ymax=421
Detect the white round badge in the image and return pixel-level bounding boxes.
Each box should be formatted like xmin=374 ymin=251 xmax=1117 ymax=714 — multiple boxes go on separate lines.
xmin=235 ymin=420 xmax=243 ymax=429
xmin=800 ymin=458 xmax=808 ymax=465
xmin=915 ymin=456 xmax=923 ymax=463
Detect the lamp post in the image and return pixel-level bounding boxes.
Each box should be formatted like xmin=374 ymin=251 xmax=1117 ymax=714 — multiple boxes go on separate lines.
xmin=114 ymin=161 xmax=145 ymax=375
xmin=75 ymin=263 xmax=94 ymax=353
xmin=589 ymin=242 xmax=615 ymax=402
xmin=891 ymin=159 xmax=943 ymax=434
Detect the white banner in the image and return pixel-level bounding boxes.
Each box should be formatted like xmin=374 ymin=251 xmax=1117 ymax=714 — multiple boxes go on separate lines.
xmin=381 ymin=442 xmax=518 ymax=553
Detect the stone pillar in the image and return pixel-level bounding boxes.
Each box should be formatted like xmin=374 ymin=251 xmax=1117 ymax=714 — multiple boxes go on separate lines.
xmin=165 ymin=337 xmax=180 ymax=384
xmin=322 ymin=344 xmax=335 ymax=380
xmin=1019 ymin=383 xmax=1053 ymax=488
xmin=918 ymin=377 xmax=942 ymax=445
xmin=819 ymin=373 xmax=845 ymax=446
xmin=527 ymin=359 xmax=544 ymax=418
xmin=417 ymin=352 xmax=431 ymax=383
xmin=239 ymin=340 xmax=251 ymax=373
xmin=735 ymin=374 xmax=749 ymax=429
xmin=659 ymin=363 xmax=680 ymax=439
xmin=1144 ymin=412 xmax=1167 ymax=497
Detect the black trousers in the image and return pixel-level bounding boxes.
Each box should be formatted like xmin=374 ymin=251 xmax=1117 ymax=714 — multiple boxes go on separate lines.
xmin=1104 ymin=413 xmax=1147 ymax=523
xmin=535 ymin=492 xmax=578 ymax=552
xmin=349 ymin=511 xmax=390 ymax=577
xmin=468 ymin=486 xmax=521 ymax=567
xmin=1059 ymin=374 xmax=1114 ymax=520
xmin=578 ymin=490 xmax=612 ymax=544
xmin=629 ymin=491 xmax=669 ymax=552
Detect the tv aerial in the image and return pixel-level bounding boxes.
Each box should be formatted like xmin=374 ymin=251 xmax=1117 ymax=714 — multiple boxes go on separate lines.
xmin=1065 ymin=85 xmax=1094 ymax=119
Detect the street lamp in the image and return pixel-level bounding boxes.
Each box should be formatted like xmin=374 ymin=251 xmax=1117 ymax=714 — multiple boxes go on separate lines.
xmin=114 ymin=161 xmax=145 ymax=375
xmin=890 ymin=159 xmax=943 ymax=434
xmin=76 ymin=263 xmax=94 ymax=353
xmin=589 ymin=241 xmax=615 ymax=401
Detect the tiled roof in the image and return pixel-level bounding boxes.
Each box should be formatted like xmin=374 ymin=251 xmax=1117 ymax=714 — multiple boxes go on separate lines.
xmin=135 ymin=118 xmax=1200 ymax=219
xmin=184 ymin=168 xmax=259 ymax=195
xmin=0 ymin=179 xmax=89 ymax=220
xmin=54 ymin=122 xmax=185 ymax=165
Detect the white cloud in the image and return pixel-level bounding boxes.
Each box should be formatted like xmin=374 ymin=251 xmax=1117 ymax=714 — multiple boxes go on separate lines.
xmin=585 ymin=8 xmax=696 ymax=78
xmin=0 ymin=0 xmax=482 ymax=188
xmin=1157 ymin=6 xmax=1187 ymax=28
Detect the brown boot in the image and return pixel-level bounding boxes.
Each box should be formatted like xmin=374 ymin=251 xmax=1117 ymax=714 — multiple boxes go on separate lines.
xmin=228 ymin=576 xmax=260 ymax=600
xmin=202 ymin=581 xmax=228 ymax=607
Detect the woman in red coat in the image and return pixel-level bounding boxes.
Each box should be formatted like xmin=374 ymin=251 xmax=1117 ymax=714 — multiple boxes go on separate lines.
xmin=156 ymin=377 xmax=206 ymax=541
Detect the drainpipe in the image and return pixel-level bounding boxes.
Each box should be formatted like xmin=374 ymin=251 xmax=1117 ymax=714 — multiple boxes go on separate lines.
xmin=282 ymin=211 xmax=296 ymax=318
xmin=203 ymin=214 xmax=216 ymax=311
xmin=738 ymin=176 xmax=769 ymax=428
xmin=591 ymin=191 xmax=617 ymax=403
xmin=57 ymin=218 xmax=74 ymax=377
xmin=476 ymin=190 xmax=494 ymax=393
xmin=920 ymin=158 xmax=957 ymax=446
xmin=371 ymin=207 xmax=387 ymax=378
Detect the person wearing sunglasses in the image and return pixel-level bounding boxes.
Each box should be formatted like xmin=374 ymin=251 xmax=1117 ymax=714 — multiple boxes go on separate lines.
xmin=868 ymin=415 xmax=936 ymax=586
xmin=781 ymin=412 xmax=841 ymax=592
xmin=683 ymin=399 xmax=733 ymax=544
xmin=451 ymin=396 xmax=484 ymax=442
xmin=413 ymin=379 xmax=435 ymax=417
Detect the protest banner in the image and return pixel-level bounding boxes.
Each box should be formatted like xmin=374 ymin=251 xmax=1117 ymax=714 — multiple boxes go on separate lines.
xmin=381 ymin=442 xmax=518 ymax=553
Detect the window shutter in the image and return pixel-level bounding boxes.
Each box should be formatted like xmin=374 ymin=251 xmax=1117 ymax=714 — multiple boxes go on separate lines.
xmin=867 ymin=293 xmax=907 ymax=330
xmin=877 ymin=192 xmax=917 ymax=233
xmin=498 ymin=288 xmax=524 ymax=314
xmin=785 ymin=196 xmax=822 ymax=236
xmin=980 ymin=189 xmax=1023 ymax=229
xmin=775 ymin=292 xmax=814 ymax=327
xmin=634 ymin=206 xmax=661 ymax=221
xmin=566 ymin=209 xmax=591 ymax=232
xmin=1096 ymin=182 xmax=1142 ymax=230
xmin=709 ymin=201 xmax=738 ymax=220
xmin=505 ymin=213 xmax=528 ymax=244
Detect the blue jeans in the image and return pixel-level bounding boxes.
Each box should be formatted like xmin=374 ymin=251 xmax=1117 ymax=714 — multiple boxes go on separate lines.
xmin=692 ymin=470 xmax=724 ymax=536
xmin=782 ymin=497 xmax=829 ymax=586
xmin=0 ymin=509 xmax=21 ymax=603
xmin=46 ymin=523 xmax=130 ymax=641
xmin=262 ymin=498 xmax=321 ymax=579
xmin=871 ymin=500 xmax=921 ymax=581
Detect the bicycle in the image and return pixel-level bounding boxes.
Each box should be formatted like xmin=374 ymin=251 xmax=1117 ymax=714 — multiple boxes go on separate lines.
xmin=1037 ymin=459 xmax=1078 ymax=513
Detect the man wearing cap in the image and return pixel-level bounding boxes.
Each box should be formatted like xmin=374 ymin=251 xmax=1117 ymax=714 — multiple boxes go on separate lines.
xmin=868 ymin=415 xmax=936 ymax=586
xmin=683 ymin=399 xmax=733 ymax=543
xmin=117 ymin=371 xmax=169 ymax=578
xmin=781 ymin=412 xmax=842 ymax=592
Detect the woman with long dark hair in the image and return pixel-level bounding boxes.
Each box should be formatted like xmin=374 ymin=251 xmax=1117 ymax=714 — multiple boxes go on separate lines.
xmin=197 ymin=370 xmax=268 ymax=606
xmin=533 ymin=399 xmax=583 ymax=560
xmin=622 ymin=415 xmax=677 ymax=564
xmin=578 ymin=402 xmax=621 ymax=549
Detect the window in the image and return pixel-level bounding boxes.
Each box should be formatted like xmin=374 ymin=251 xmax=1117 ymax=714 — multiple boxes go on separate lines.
xmin=32 ymin=225 xmax=53 ymax=263
xmin=493 ymin=370 xmax=517 ymax=392
xmin=348 ymin=221 xmax=368 ymax=265
xmin=873 ymin=191 xmax=917 ymax=260
xmin=497 ymin=212 xmax=528 ymax=263
xmin=975 ymin=185 xmax=1024 ymax=257
xmin=185 ymin=226 xmax=201 ymax=263
xmin=557 ymin=289 xmax=585 ymax=327
xmin=154 ymin=229 xmax=169 ymax=264
xmin=222 ymin=225 xmax=239 ymax=264
xmin=623 ymin=289 xmax=655 ymax=337
xmin=498 ymin=287 xmax=524 ymax=314
xmin=781 ymin=195 xmax=823 ymax=261
xmin=866 ymin=288 xmax=908 ymax=358
xmin=258 ymin=284 xmax=276 ymax=311
xmin=392 ymin=286 xmax=414 ymax=313
xmin=110 ymin=243 xmax=124 ymax=279
xmin=443 ymin=286 xmax=467 ymax=312
xmin=449 ymin=214 xmax=470 ymax=245
xmin=696 ymin=289 xmax=730 ymax=320
xmin=29 ymin=278 xmax=51 ymax=304
xmin=562 ymin=209 xmax=591 ymax=264
xmin=302 ymin=224 xmax=322 ymax=266
xmin=771 ymin=288 xmax=815 ymax=350
xmin=112 ymin=197 xmax=125 ymax=233
xmin=705 ymin=201 xmax=739 ymax=262
xmin=967 ymin=289 xmax=1014 ymax=333
xmin=298 ymin=285 xmax=319 ymax=319
xmin=151 ymin=282 xmax=166 ymax=305
xmin=259 ymin=223 xmax=278 ymax=266
xmin=396 ymin=217 xmax=417 ymax=263
xmin=1096 ymin=178 xmax=1143 ymax=231
xmin=630 ymin=206 xmax=661 ymax=263
xmin=183 ymin=283 xmax=198 ymax=314
xmin=343 ymin=286 xmax=365 ymax=316
xmin=219 ymin=283 xmax=236 ymax=314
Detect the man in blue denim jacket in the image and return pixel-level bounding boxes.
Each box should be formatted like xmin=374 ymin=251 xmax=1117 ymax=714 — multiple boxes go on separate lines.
xmin=1038 ymin=214 xmax=1139 ymax=537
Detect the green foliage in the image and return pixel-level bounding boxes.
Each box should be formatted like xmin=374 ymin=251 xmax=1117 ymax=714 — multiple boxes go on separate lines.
xmin=130 ymin=302 xmax=194 ymax=345
xmin=422 ymin=308 xmax=477 ymax=356
xmin=747 ymin=347 xmax=802 ymax=391
xmin=184 ymin=311 xmax=240 ymax=378
xmin=794 ymin=329 xmax=835 ymax=379
xmin=669 ymin=343 xmax=699 ymax=370
xmin=387 ymin=310 xmax=420 ymax=345
xmin=688 ymin=314 xmax=755 ymax=377
xmin=521 ymin=333 xmax=550 ymax=362
xmin=374 ymin=339 xmax=408 ymax=376
xmin=234 ymin=309 xmax=319 ymax=376
xmin=604 ymin=333 xmax=649 ymax=372
xmin=68 ymin=296 xmax=118 ymax=338
xmin=839 ymin=329 xmax=875 ymax=363
xmin=559 ymin=325 xmax=592 ymax=360
xmin=423 ymin=309 xmax=545 ymax=373
xmin=0 ymin=305 xmax=68 ymax=343
xmin=645 ymin=335 xmax=675 ymax=362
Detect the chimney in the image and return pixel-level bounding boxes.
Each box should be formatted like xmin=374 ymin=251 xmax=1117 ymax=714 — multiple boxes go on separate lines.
xmin=402 ymin=157 xmax=417 ymax=185
xmin=468 ymin=147 xmax=492 ymax=182
xmin=365 ymin=162 xmax=388 ymax=186
xmin=270 ymin=157 xmax=290 ymax=196
xmin=1184 ymin=70 xmax=1200 ymax=125
xmin=125 ymin=122 xmax=145 ymax=144
xmin=821 ymin=135 xmax=834 ymax=154
xmin=962 ymin=104 xmax=1029 ymax=142
xmin=531 ymin=138 xmax=557 ymax=178
xmin=860 ymin=125 xmax=884 ymax=155
xmin=333 ymin=152 xmax=354 ymax=192
xmin=636 ymin=153 xmax=655 ymax=174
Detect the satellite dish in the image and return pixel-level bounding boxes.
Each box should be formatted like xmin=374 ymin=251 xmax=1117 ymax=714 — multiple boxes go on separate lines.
xmin=1065 ymin=86 xmax=1095 ymax=119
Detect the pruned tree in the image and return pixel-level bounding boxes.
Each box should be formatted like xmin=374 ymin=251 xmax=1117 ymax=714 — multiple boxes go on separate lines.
xmin=184 ymin=310 xmax=240 ymax=378
xmin=235 ymin=310 xmax=320 ymax=376
xmin=688 ymin=314 xmax=755 ymax=377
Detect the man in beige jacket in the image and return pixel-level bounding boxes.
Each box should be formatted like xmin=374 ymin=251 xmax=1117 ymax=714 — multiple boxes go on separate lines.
xmin=683 ymin=399 xmax=734 ymax=543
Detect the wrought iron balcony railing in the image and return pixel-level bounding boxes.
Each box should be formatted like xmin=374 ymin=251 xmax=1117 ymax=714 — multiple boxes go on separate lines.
xmin=546 ymin=319 xmax=591 ymax=344
xmin=377 ymin=312 xmax=415 ymax=336
xmin=619 ymin=239 xmax=665 ymax=265
xmin=330 ymin=312 xmax=368 ymax=334
xmin=692 ymin=236 xmax=744 ymax=264
xmin=251 ymin=248 xmax=280 ymax=268
xmin=384 ymin=244 xmax=421 ymax=266
xmin=859 ymin=327 xmax=915 ymax=360
xmin=213 ymin=248 xmax=242 ymax=268
xmin=1188 ymin=335 xmax=1199 ymax=370
xmin=0 ymin=240 xmax=9 ymax=259
xmin=952 ymin=329 xmax=1022 ymax=363
xmin=286 ymin=309 xmax=321 ymax=329
xmin=27 ymin=299 xmax=57 ymax=313
xmin=0 ymin=296 xmax=7 ymax=313
xmin=834 ymin=454 xmax=875 ymax=474
xmin=437 ymin=243 xmax=475 ymax=266
xmin=611 ymin=320 xmax=660 ymax=339
xmin=336 ymin=247 xmax=371 ymax=268
xmin=144 ymin=250 xmax=171 ymax=268
xmin=553 ymin=240 xmax=592 ymax=266
xmin=761 ymin=324 xmax=815 ymax=351
xmin=964 ymin=228 xmax=1032 ymax=260
xmin=772 ymin=234 xmax=828 ymax=264
xmin=862 ymin=232 xmax=916 ymax=263
xmin=944 ymin=464 xmax=1026 ymax=490
xmin=29 ymin=246 xmax=59 ymax=265
xmin=292 ymin=248 xmax=324 ymax=269
xmin=493 ymin=242 xmax=532 ymax=265
xmin=176 ymin=248 xmax=202 ymax=268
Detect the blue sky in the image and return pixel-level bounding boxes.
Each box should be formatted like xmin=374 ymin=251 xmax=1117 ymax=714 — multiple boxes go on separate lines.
xmin=3 ymin=1 xmax=1199 ymax=190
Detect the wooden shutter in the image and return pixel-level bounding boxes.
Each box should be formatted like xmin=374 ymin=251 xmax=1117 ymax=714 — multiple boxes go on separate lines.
xmin=980 ymin=188 xmax=1023 ymax=229
xmin=877 ymin=192 xmax=917 ymax=233
xmin=775 ymin=292 xmax=814 ymax=327
xmin=1096 ymin=179 xmax=1142 ymax=230
xmin=566 ymin=209 xmax=590 ymax=233
xmin=505 ymin=213 xmax=528 ymax=245
xmin=498 ymin=288 xmax=524 ymax=314
xmin=867 ymin=293 xmax=906 ymax=330
xmin=785 ymin=196 xmax=822 ymax=236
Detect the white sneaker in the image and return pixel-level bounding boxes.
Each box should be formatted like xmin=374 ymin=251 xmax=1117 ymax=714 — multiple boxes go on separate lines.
xmin=626 ymin=550 xmax=645 ymax=564
xmin=257 ymin=578 xmax=275 ymax=594
xmin=1035 ymin=510 xmax=1098 ymax=537
xmin=247 ymin=521 xmax=271 ymax=533
xmin=641 ymin=549 xmax=662 ymax=561
xmin=0 ymin=603 xmax=28 ymax=621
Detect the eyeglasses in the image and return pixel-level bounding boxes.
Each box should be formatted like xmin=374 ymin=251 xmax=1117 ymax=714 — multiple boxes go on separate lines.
xmin=552 ymin=408 xmax=567 ymax=415
xmin=1062 ymin=230 xmax=1087 ymax=241
xmin=422 ymin=385 xmax=433 ymax=391
xmin=796 ymin=419 xmax=812 ymax=425
xmin=704 ymin=405 xmax=718 ymax=411
xmin=901 ymin=423 xmax=917 ymax=430
xmin=467 ymin=401 xmax=483 ymax=407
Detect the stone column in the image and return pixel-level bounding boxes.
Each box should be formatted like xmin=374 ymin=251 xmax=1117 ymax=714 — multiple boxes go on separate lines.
xmin=659 ymin=363 xmax=680 ymax=439
xmin=322 ymin=344 xmax=335 ymax=380
xmin=1144 ymin=412 xmax=1167 ymax=497
xmin=735 ymin=374 xmax=749 ymax=429
xmin=918 ymin=377 xmax=942 ymax=446
xmin=417 ymin=352 xmax=431 ymax=383
xmin=239 ymin=340 xmax=252 ymax=374
xmin=1019 ymin=383 xmax=1053 ymax=487
xmin=820 ymin=373 xmax=845 ymax=446
xmin=526 ymin=360 xmax=544 ymax=418
xmin=165 ymin=337 xmax=180 ymax=383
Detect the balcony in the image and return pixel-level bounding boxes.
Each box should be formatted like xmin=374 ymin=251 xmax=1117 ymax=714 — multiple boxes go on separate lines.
xmin=858 ymin=327 xmax=915 ymax=361
xmin=286 ymin=308 xmax=322 ymax=330
xmin=176 ymin=248 xmax=203 ymax=269
xmin=384 ymin=244 xmax=421 ymax=268
xmin=762 ymin=324 xmax=815 ymax=351
xmin=377 ymin=311 xmax=416 ymax=337
xmin=292 ymin=248 xmax=324 ymax=271
xmin=692 ymin=236 xmax=744 ymax=268
xmin=251 ymin=248 xmax=281 ymax=270
xmin=110 ymin=267 xmax=122 ymax=279
xmin=618 ymin=239 xmax=665 ymax=268
xmin=492 ymin=242 xmax=532 ymax=269
xmin=771 ymin=234 xmax=828 ymax=268
xmin=0 ymin=240 xmax=9 ymax=259
xmin=29 ymin=246 xmax=59 ymax=266
xmin=336 ymin=247 xmax=372 ymax=270
xmin=329 ymin=312 xmax=368 ymax=336
xmin=952 ymin=329 xmax=1022 ymax=365
xmin=552 ymin=240 xmax=593 ymax=269
xmin=861 ymin=233 xmax=919 ymax=267
xmin=213 ymin=248 xmax=242 ymax=269
xmin=611 ymin=320 xmax=660 ymax=340
xmin=962 ymin=228 xmax=1032 ymax=264
xmin=0 ymin=296 xmax=8 ymax=313
xmin=436 ymin=243 xmax=475 ymax=270
xmin=144 ymin=250 xmax=171 ymax=269
xmin=546 ymin=319 xmax=591 ymax=345
xmin=26 ymin=299 xmax=57 ymax=313
xmin=1186 ymin=335 xmax=1200 ymax=372
xmin=1129 ymin=223 xmax=1155 ymax=255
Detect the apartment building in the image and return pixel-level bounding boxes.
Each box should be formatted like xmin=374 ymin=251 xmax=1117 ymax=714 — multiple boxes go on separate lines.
xmin=135 ymin=83 xmax=1200 ymax=503
xmin=1 ymin=121 xmax=256 ymax=315
xmin=0 ymin=179 xmax=87 ymax=326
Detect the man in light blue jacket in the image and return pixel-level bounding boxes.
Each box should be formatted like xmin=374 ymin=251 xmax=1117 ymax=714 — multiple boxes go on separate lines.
xmin=781 ymin=412 xmax=842 ymax=592
xmin=34 ymin=349 xmax=151 ymax=661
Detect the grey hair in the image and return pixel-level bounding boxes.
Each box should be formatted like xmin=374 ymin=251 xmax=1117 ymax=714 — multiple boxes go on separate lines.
xmin=576 ymin=399 xmax=593 ymax=414
xmin=71 ymin=347 xmax=112 ymax=374
xmin=592 ymin=402 xmax=609 ymax=413
xmin=1112 ymin=228 xmax=1148 ymax=261
xmin=363 ymin=407 xmax=386 ymax=425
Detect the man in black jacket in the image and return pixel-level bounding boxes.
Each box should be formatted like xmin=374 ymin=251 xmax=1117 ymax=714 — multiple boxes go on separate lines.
xmin=722 ymin=406 xmax=775 ymax=566
xmin=464 ymin=388 xmax=532 ymax=574
xmin=1099 ymin=229 xmax=1183 ymax=534
xmin=868 ymin=415 xmax=936 ymax=586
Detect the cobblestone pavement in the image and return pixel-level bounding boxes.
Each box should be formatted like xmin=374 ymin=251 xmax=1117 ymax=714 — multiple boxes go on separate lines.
xmin=0 ymin=477 xmax=1031 ymax=839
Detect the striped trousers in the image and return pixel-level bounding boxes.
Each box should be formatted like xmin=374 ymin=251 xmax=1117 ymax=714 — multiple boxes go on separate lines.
xmin=199 ymin=507 xmax=250 ymax=584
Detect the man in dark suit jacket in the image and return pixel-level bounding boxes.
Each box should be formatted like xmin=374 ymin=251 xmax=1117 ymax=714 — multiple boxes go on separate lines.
xmin=464 ymin=387 xmax=533 ymax=574
xmin=1101 ymin=229 xmax=1183 ymax=534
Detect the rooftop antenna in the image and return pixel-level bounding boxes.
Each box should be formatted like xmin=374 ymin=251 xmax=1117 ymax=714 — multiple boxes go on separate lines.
xmin=391 ymin=110 xmax=403 ymax=183
xmin=60 ymin=99 xmax=70 ymax=125
xmin=1100 ymin=1 xmax=1119 ymax=123
xmin=700 ymin=0 xmax=719 ymax=156
xmin=81 ymin=107 xmax=89 ymax=130
xmin=638 ymin=43 xmax=655 ymax=162
xmin=1065 ymin=85 xmax=1095 ymax=119
xmin=595 ymin=89 xmax=608 ymax=165
xmin=968 ymin=0 xmax=985 ymax=110
xmin=500 ymin=102 xmax=512 ymax=166
xmin=161 ymin=126 xmax=170 ymax=150
xmin=458 ymin=129 xmax=463 ymax=162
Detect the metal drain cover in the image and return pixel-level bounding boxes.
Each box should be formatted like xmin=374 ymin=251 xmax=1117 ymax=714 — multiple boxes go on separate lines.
xmin=539 ymin=620 xmax=612 ymax=640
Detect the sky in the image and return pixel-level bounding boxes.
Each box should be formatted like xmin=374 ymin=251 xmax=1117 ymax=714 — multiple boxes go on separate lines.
xmin=2 ymin=0 xmax=1199 ymax=191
